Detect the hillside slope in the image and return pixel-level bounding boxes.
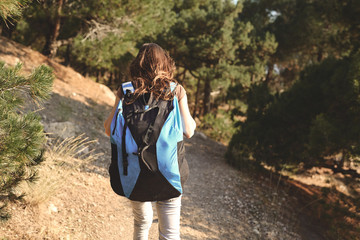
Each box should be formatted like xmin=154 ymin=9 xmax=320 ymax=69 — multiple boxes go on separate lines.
xmin=0 ymin=37 xmax=326 ymax=239
xmin=0 ymin=36 xmax=114 ymax=106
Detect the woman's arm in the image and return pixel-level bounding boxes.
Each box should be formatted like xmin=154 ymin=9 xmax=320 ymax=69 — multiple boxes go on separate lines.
xmin=179 ymin=94 xmax=196 ymax=138
xmin=104 ymin=96 xmax=120 ymax=137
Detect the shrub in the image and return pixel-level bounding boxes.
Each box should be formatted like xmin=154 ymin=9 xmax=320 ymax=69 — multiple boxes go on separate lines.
xmin=200 ymin=109 xmax=237 ymax=144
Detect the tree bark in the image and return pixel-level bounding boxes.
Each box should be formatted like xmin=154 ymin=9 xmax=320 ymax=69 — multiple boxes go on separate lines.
xmin=175 ymin=69 xmax=186 ymax=85
xmin=203 ymin=78 xmax=211 ymax=115
xmin=107 ymin=72 xmax=113 ymax=87
xmin=250 ymin=73 xmax=255 ymax=83
xmin=64 ymin=43 xmax=71 ymax=66
xmin=182 ymin=70 xmax=187 ymax=85
xmin=192 ymin=77 xmax=201 ymax=117
xmin=1 ymin=21 xmax=17 ymax=38
xmin=96 ymin=70 xmax=101 ymax=83
xmin=317 ymin=48 xmax=324 ymax=62
xmin=265 ymin=64 xmax=273 ymax=83
xmin=43 ymin=0 xmax=64 ymax=57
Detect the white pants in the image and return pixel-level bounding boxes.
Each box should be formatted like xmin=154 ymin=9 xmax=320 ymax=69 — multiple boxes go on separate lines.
xmin=131 ymin=196 xmax=182 ymax=240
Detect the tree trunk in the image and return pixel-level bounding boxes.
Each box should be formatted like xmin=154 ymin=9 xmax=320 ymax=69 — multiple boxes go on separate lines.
xmin=96 ymin=70 xmax=101 ymax=83
xmin=64 ymin=43 xmax=71 ymax=66
xmin=203 ymin=78 xmax=211 ymax=115
xmin=114 ymin=71 xmax=120 ymax=87
xmin=112 ymin=71 xmax=120 ymax=88
xmin=43 ymin=0 xmax=63 ymax=57
xmin=107 ymin=72 xmax=113 ymax=87
xmin=49 ymin=0 xmax=64 ymax=58
xmin=192 ymin=78 xmax=201 ymax=117
xmin=182 ymin=70 xmax=187 ymax=86
xmin=1 ymin=21 xmax=17 ymax=38
xmin=317 ymin=48 xmax=324 ymax=62
xmin=250 ymin=73 xmax=255 ymax=83
xmin=42 ymin=29 xmax=52 ymax=56
xmin=265 ymin=64 xmax=273 ymax=83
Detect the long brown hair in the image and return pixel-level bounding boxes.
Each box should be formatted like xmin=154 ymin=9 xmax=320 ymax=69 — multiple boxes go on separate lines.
xmin=128 ymin=43 xmax=177 ymax=102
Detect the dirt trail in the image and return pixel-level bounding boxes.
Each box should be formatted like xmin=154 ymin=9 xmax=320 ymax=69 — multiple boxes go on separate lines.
xmin=0 ymin=131 xmax=323 ymax=240
xmin=0 ymin=37 xmax=326 ymax=240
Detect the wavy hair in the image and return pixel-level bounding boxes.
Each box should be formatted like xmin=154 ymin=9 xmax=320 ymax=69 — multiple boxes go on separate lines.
xmin=127 ymin=43 xmax=177 ymax=103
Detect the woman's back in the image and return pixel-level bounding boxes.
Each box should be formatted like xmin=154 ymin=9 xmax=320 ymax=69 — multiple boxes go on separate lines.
xmin=103 ymin=43 xmax=196 ymax=240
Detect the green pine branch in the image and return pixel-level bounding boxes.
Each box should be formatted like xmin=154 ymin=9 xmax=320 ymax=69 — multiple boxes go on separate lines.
xmin=0 ymin=62 xmax=53 ymax=101
xmin=0 ymin=62 xmax=54 ymax=220
xmin=0 ymin=0 xmax=31 ymax=23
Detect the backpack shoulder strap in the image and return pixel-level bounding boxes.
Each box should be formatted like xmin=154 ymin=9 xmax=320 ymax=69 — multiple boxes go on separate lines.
xmin=119 ymin=81 xmax=135 ymax=176
xmin=121 ymin=81 xmax=135 ymax=95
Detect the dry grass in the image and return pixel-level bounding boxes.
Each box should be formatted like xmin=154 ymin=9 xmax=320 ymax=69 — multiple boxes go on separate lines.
xmin=17 ymin=134 xmax=101 ymax=206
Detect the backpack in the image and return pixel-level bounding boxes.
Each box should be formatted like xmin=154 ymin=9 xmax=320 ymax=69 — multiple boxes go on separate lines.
xmin=109 ymin=81 xmax=189 ymax=201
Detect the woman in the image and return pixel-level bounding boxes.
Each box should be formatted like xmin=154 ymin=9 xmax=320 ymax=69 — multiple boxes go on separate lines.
xmin=104 ymin=43 xmax=196 ymax=240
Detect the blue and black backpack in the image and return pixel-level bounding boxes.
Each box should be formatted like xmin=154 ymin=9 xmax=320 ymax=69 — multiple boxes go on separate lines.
xmin=109 ymin=81 xmax=189 ymax=201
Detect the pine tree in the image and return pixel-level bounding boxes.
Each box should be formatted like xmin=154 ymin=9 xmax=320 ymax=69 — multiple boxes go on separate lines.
xmin=227 ymin=0 xmax=360 ymax=172
xmin=0 ymin=0 xmax=31 ymax=23
xmin=227 ymin=54 xmax=360 ymax=172
xmin=6 ymin=0 xmax=177 ymax=87
xmin=241 ymin=0 xmax=360 ymax=85
xmin=0 ymin=62 xmax=54 ymax=220
xmin=157 ymin=0 xmax=246 ymax=116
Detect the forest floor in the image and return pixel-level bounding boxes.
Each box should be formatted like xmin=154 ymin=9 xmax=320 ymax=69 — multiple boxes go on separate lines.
xmin=0 ymin=37 xmax=358 ymax=240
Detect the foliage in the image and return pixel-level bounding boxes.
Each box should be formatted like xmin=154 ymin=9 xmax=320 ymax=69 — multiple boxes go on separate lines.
xmin=7 ymin=0 xmax=176 ymax=87
xmin=241 ymin=0 xmax=360 ymax=85
xmin=69 ymin=0 xmax=176 ymax=75
xmin=0 ymin=0 xmax=31 ymax=23
xmin=156 ymin=0 xmax=248 ymax=115
xmin=0 ymin=62 xmax=54 ymax=220
xmin=227 ymin=55 xmax=360 ymax=170
xmin=200 ymin=109 xmax=237 ymax=144
xmin=4 ymin=0 xmax=359 ymax=177
xmin=4 ymin=0 xmax=273 ymax=116
xmin=226 ymin=0 xmax=360 ymax=173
